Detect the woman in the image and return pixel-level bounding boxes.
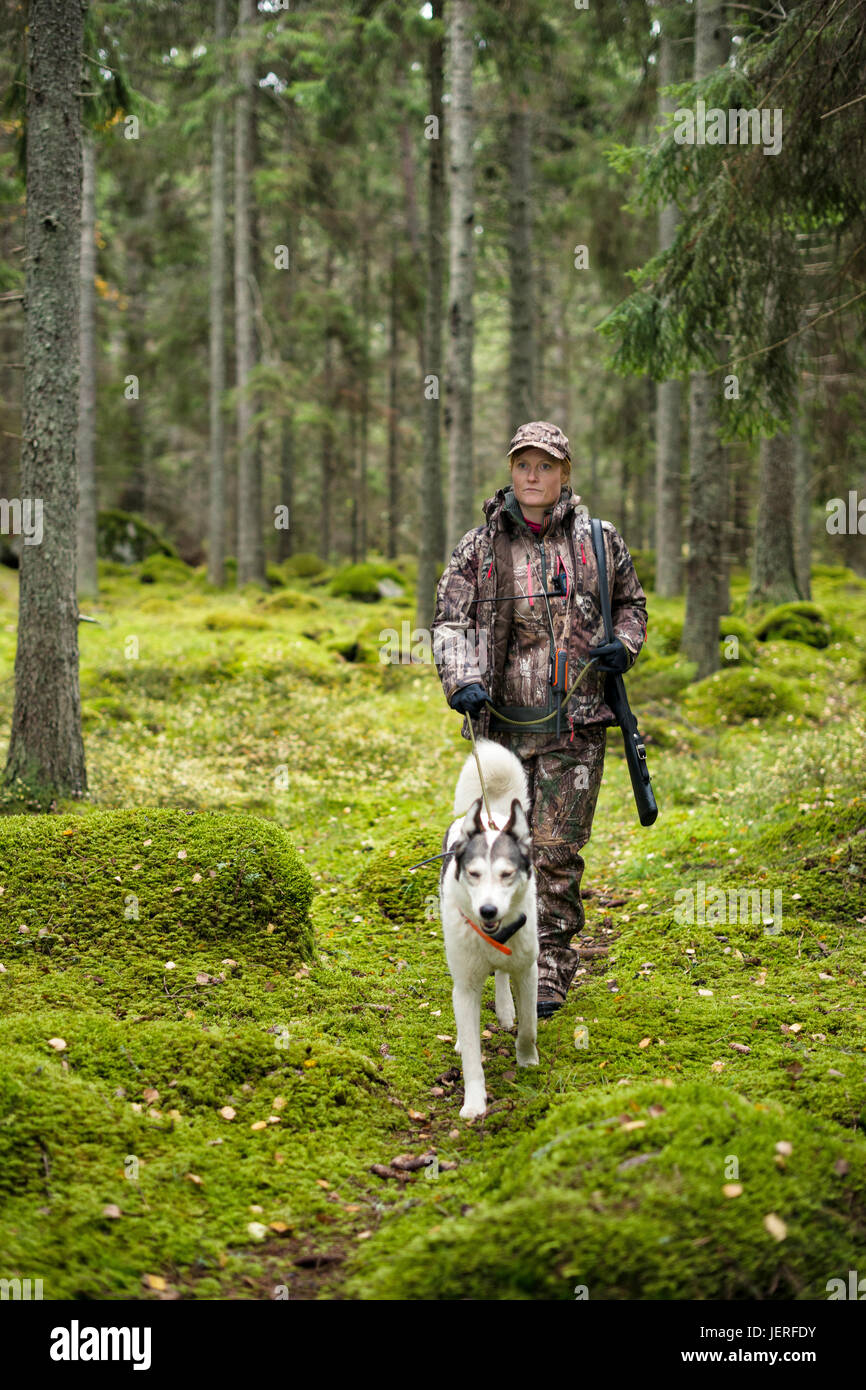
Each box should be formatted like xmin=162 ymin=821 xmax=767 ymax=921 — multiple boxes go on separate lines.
xmin=431 ymin=420 xmax=648 ymax=1017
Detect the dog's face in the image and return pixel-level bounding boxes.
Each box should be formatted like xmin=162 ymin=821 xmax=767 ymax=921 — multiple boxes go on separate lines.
xmin=450 ymin=797 xmax=532 ymax=927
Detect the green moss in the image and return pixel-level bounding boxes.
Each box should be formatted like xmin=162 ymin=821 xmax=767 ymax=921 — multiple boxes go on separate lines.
xmin=719 ymin=616 xmax=757 ymax=665
xmin=139 ymin=553 xmax=192 ymax=585
xmin=345 ymin=1079 xmax=866 ymax=1300
xmin=684 ymin=668 xmax=805 ymax=725
xmin=203 ymin=609 xmax=270 ymax=631
xmin=0 ymin=809 xmax=314 ymax=970
xmin=98 ymin=510 xmax=177 ymax=565
xmin=754 ymin=602 xmax=832 ymax=649
xmin=329 ymin=562 xmax=405 ymax=602
xmin=263 ymin=589 xmax=323 ymax=613
xmin=629 ymin=652 xmax=697 ymax=702
xmin=282 ymin=552 xmax=327 ymax=579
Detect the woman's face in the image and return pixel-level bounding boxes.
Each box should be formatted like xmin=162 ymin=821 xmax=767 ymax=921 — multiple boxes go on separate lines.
xmin=510 ymin=447 xmax=565 ymax=514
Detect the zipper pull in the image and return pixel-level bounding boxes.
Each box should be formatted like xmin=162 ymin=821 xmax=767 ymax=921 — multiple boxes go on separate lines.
xmin=580 ymin=541 xmax=587 ymax=565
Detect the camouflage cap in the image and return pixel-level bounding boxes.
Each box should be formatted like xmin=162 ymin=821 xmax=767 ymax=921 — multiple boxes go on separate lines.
xmin=507 ymin=420 xmax=571 ymax=462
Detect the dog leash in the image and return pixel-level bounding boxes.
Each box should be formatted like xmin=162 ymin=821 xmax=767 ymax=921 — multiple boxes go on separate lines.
xmin=466 ymin=712 xmax=497 ymax=829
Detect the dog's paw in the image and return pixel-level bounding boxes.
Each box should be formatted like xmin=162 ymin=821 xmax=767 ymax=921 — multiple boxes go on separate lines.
xmin=516 ymin=1043 xmax=539 ymax=1067
xmin=459 ymin=1087 xmax=487 ymax=1120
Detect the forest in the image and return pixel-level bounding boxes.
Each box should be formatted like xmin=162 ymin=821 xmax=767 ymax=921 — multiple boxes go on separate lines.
xmin=0 ymin=0 xmax=865 ymax=1322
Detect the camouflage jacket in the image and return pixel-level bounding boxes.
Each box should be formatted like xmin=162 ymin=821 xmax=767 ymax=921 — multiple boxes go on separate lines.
xmin=431 ymin=484 xmax=648 ymax=742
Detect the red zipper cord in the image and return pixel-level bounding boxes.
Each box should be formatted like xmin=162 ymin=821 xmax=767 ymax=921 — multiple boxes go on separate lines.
xmin=580 ymin=541 xmax=587 ymax=565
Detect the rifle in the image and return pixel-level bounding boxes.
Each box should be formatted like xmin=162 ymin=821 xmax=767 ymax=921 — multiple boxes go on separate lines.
xmin=590 ymin=518 xmax=658 ymax=827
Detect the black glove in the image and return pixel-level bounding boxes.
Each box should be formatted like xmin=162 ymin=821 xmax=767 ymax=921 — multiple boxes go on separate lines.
xmin=588 ymin=639 xmax=632 ymax=674
xmin=450 ymin=683 xmax=489 ymax=717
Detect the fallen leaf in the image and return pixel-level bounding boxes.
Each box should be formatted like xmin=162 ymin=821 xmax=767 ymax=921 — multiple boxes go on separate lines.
xmin=729 ymin=1042 xmax=751 ymax=1054
xmin=834 ymin=1159 xmax=849 ymax=1176
xmin=195 ymin=972 xmax=210 ymax=985
xmin=408 ymin=1109 xmax=427 ymax=1122
xmin=638 ymin=1037 xmax=652 ymax=1049
xmin=722 ymin=1183 xmax=742 ymax=1198
xmin=177 ymin=850 xmax=187 ymax=860
xmin=47 ymin=1037 xmax=67 ymax=1052
xmin=711 ymin=1060 xmax=725 ymax=1073
xmin=647 ymin=1104 xmax=666 ymax=1118
xmin=247 ymin=1222 xmax=267 ymax=1241
xmin=269 ymin=1221 xmax=290 ymax=1234
xmin=775 ymin=1140 xmax=793 ymax=1156
xmin=143 ymin=1274 xmax=166 ymax=1291
xmin=316 ymin=1179 xmax=332 ymax=1189
xmin=697 ymin=988 xmax=713 ymax=997
xmin=218 ymin=1106 xmax=236 ymax=1120
xmin=102 ymin=1204 xmax=122 ymax=1219
xmin=185 ymin=1174 xmax=203 ymax=1185
xmin=142 ymin=1087 xmax=159 ymax=1104
xmin=763 ymin=1212 xmax=787 ymax=1242
xmin=620 ymin=1120 xmax=646 ymax=1132
xmin=250 ymin=1120 xmax=268 ymax=1131
xmin=271 ymin=1096 xmax=287 ymax=1110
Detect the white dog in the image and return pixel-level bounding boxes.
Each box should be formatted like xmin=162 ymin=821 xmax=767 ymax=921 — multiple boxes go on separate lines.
xmin=439 ymin=739 xmax=539 ymax=1118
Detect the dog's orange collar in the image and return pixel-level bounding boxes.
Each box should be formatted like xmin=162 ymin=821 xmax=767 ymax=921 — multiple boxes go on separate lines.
xmin=460 ymin=911 xmax=513 ymax=955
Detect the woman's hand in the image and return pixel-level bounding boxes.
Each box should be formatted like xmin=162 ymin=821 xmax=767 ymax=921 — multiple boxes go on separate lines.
xmin=450 ymin=683 xmax=489 ymax=716
xmin=588 ymin=639 xmax=632 ymax=673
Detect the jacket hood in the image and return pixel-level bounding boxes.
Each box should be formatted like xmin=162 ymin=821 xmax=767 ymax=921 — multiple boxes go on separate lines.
xmin=482 ymin=483 xmax=583 ymax=535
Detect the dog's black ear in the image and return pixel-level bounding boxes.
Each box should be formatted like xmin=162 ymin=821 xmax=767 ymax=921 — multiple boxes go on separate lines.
xmin=503 ymin=798 xmax=532 ymax=862
xmin=452 ymin=797 xmax=484 ymax=877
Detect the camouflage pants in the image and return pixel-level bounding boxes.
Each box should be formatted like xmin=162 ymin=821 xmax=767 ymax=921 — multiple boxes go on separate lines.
xmin=494 ymin=725 xmax=608 ymax=1000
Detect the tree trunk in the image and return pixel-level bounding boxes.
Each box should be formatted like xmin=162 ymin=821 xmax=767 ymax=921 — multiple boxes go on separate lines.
xmin=682 ymin=0 xmax=729 ymax=677
xmin=416 ymin=0 xmax=446 ymax=630
xmin=793 ymin=396 xmax=811 ymax=599
xmin=750 ymin=431 xmax=804 ymax=605
xmin=445 ymin=0 xmax=475 ymax=552
xmin=507 ymin=99 xmax=533 ymax=435
xmin=654 ymin=20 xmax=683 ymax=597
xmin=77 ymin=131 xmax=98 ymax=598
xmin=319 ymin=249 xmax=334 ymax=564
xmin=279 ymin=412 xmax=294 ymax=562
xmin=357 ymin=209 xmax=370 ymax=562
xmin=683 ymin=372 xmax=727 ymax=674
xmin=234 ymin=0 xmax=265 ymax=587
xmin=387 ymin=240 xmax=400 ymax=560
xmin=5 ymin=0 xmax=86 ymax=799
xmin=207 ymin=0 xmax=228 ymax=586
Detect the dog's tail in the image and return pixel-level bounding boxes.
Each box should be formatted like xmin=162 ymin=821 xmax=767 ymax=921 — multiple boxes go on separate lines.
xmin=453 ymin=738 xmax=529 ymax=821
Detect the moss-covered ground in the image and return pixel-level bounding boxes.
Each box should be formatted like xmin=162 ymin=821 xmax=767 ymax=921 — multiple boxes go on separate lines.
xmin=0 ymin=555 xmax=864 ymax=1299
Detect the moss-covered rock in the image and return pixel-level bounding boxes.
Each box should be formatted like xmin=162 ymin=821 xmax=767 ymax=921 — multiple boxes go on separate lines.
xmin=354 ymin=829 xmax=440 ymax=924
xmin=203 ymin=609 xmax=270 ymax=631
xmin=684 ymin=668 xmax=805 ymax=725
xmin=0 ymin=809 xmax=314 ymax=970
xmin=281 ymin=552 xmax=327 ymax=579
xmin=97 ymin=510 xmax=177 ymax=565
xmin=719 ymin=615 xmax=757 ymax=666
xmin=329 ymin=562 xmax=405 ymax=603
xmin=629 ymin=652 xmax=697 ymax=703
xmin=138 ymin=552 xmax=192 ymax=585
xmin=263 ymin=589 xmax=323 ymax=613
xmin=754 ymin=602 xmax=832 ymax=649
xmin=345 ymin=1079 xmax=866 ymax=1300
